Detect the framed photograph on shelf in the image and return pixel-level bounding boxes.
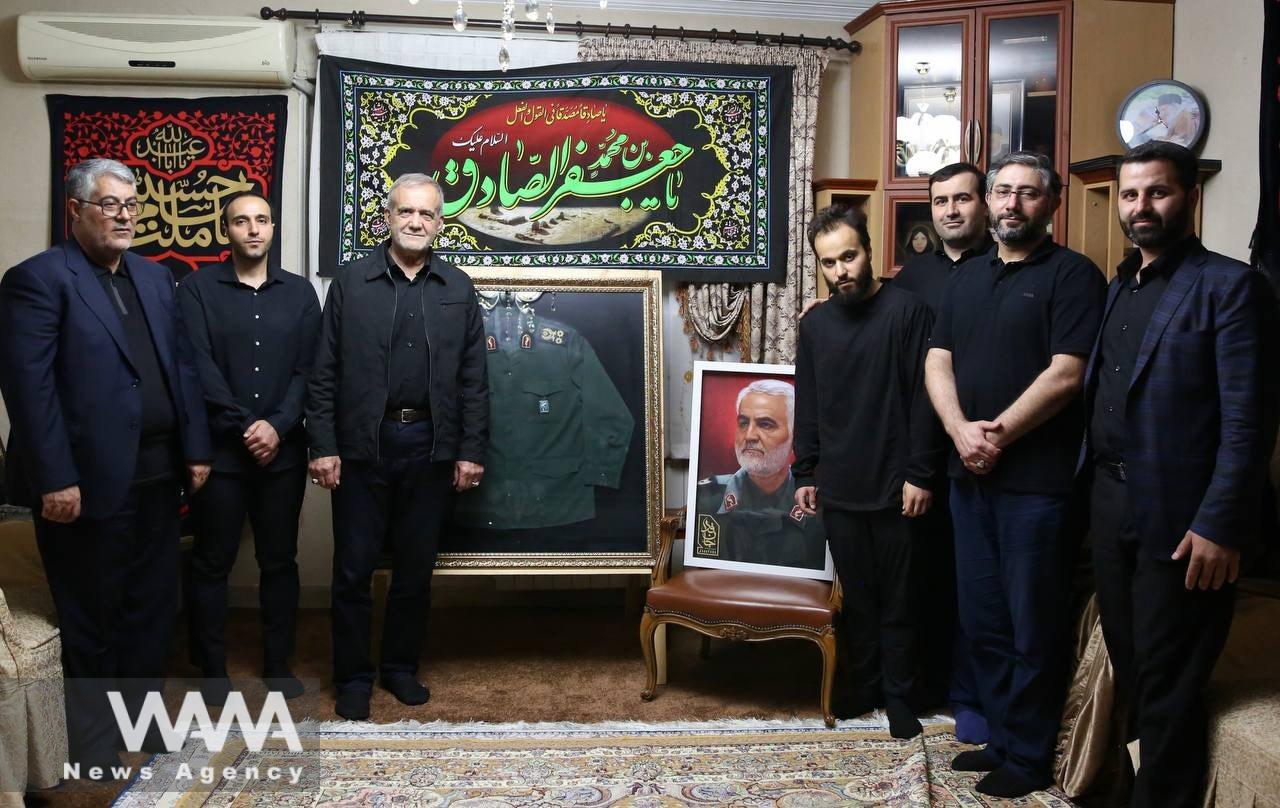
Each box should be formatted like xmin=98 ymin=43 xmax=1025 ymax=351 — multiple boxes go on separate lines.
xmin=988 ymin=79 xmax=1025 ymax=162
xmin=1116 ymin=80 xmax=1208 ymax=151
xmin=683 ymin=361 xmax=833 ymax=581
xmin=439 ymin=269 xmax=663 ymax=571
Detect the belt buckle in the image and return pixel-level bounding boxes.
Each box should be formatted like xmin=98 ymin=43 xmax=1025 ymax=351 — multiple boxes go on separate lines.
xmin=390 ymin=408 xmax=410 ymax=423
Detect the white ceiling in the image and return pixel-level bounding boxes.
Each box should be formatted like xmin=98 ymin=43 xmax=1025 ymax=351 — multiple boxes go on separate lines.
xmin=548 ymin=0 xmax=875 ymax=23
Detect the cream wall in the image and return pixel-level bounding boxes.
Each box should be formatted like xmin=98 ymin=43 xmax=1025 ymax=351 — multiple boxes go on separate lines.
xmin=1173 ymin=0 xmax=1263 ymax=262
xmin=0 ymin=1 xmax=850 ymax=599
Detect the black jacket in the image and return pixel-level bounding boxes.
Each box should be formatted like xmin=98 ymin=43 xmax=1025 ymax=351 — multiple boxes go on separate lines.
xmin=305 ymin=245 xmax=489 ymax=463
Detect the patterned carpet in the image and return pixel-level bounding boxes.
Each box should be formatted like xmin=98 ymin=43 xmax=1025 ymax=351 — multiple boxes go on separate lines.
xmin=112 ymin=719 xmax=1077 ymax=807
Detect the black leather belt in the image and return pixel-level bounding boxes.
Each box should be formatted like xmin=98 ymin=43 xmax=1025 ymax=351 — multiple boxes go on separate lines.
xmin=385 ymin=408 xmax=430 ymax=424
xmin=1097 ymin=458 xmax=1127 ymax=482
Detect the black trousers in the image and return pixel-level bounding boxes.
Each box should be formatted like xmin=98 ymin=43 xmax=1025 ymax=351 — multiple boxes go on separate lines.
xmin=1091 ymin=469 xmax=1236 ymax=808
xmin=188 ymin=466 xmax=306 ymax=675
xmin=822 ymin=506 xmax=916 ymax=702
xmin=330 ymin=419 xmax=454 ymax=692
xmin=33 ymin=480 xmax=180 ymax=765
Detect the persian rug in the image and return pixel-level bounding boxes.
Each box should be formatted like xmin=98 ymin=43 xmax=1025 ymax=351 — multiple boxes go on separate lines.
xmin=112 ymin=718 xmax=1077 ymax=807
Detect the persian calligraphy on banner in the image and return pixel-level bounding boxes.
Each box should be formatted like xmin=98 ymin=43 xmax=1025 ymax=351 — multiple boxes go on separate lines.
xmin=319 ymin=57 xmax=792 ymax=282
xmin=47 ymin=95 xmax=288 ymax=281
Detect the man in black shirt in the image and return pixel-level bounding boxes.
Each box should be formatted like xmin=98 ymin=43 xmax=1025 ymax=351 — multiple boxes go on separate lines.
xmin=1084 ymin=142 xmax=1276 ymax=808
xmin=178 ymin=193 xmax=320 ymax=704
xmin=307 ymin=174 xmax=489 ymax=720
xmin=926 ymin=152 xmax=1105 ymax=798
xmin=892 ymin=162 xmax=992 ymax=742
xmin=0 ymin=158 xmax=211 ymax=770
xmin=893 ymin=162 xmax=994 ymax=313
xmin=793 ymin=204 xmax=940 ymax=739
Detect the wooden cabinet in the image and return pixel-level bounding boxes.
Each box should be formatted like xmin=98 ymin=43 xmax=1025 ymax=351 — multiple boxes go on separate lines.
xmin=845 ymin=0 xmax=1174 ymax=273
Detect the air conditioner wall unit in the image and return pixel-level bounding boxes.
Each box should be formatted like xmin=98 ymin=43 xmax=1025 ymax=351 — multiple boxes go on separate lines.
xmin=18 ymin=13 xmax=295 ymax=88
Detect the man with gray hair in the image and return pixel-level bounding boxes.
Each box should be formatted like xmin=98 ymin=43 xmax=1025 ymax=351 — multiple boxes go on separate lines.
xmin=307 ymin=173 xmax=489 ymax=720
xmin=926 ymin=151 xmax=1105 ymax=797
xmin=0 ymin=158 xmax=212 ymax=771
xmin=692 ymin=377 xmax=825 ymax=571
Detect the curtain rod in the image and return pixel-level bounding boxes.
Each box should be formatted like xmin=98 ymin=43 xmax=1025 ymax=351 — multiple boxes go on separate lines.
xmin=258 ymin=6 xmax=861 ymax=53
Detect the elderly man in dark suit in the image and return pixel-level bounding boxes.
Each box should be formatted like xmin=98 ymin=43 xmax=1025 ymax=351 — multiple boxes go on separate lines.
xmin=1084 ymin=140 xmax=1278 ymax=808
xmin=0 ymin=158 xmax=212 ymax=772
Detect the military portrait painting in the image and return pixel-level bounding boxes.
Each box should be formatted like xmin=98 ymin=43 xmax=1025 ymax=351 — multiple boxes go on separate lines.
xmin=683 ymin=362 xmax=832 ymax=580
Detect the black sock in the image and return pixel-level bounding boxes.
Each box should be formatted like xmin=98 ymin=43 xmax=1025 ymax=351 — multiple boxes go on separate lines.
xmin=975 ymin=766 xmax=1049 ymax=798
xmin=951 ymin=748 xmax=1001 ymax=772
xmin=886 ymin=698 xmax=922 ymax=739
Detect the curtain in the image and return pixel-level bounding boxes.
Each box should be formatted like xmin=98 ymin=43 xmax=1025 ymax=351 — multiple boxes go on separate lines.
xmin=577 ymin=38 xmax=829 ymax=364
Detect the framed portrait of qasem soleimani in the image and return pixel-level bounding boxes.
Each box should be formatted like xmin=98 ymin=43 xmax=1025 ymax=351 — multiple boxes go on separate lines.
xmin=683 ymin=361 xmax=833 ymax=581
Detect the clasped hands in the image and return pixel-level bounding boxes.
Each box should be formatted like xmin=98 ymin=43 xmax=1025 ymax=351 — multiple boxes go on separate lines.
xmin=953 ymin=418 xmax=1004 ymax=475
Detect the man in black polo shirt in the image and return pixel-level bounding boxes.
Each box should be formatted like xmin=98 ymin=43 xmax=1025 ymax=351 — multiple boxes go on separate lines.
xmin=794 ymin=204 xmax=941 ymax=739
xmin=1084 ymin=142 xmax=1277 ymax=807
xmin=893 ymin=162 xmax=994 ymax=313
xmin=178 ymin=193 xmax=321 ymax=703
xmin=892 ymin=162 xmax=993 ymax=743
xmin=307 ymin=174 xmax=489 ymax=720
xmin=925 ymin=151 xmax=1105 ymax=798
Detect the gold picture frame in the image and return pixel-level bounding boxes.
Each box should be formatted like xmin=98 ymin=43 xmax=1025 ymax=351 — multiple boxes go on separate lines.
xmin=436 ymin=268 xmax=663 ymax=573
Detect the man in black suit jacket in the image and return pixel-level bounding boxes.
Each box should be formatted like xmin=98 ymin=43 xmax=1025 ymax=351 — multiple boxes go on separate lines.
xmin=0 ymin=158 xmax=212 ymax=772
xmin=1083 ymin=141 xmax=1278 ymax=807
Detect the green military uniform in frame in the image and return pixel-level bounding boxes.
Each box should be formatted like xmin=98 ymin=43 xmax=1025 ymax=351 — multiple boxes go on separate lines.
xmin=693 ymin=468 xmax=827 ymax=571
xmin=453 ymin=292 xmax=634 ymax=529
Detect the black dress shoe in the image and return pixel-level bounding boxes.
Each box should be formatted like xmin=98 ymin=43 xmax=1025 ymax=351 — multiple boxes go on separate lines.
xmin=335 ymin=689 xmax=371 ymax=720
xmin=380 ymin=674 xmax=430 ymax=706
xmin=952 ymin=748 xmax=1001 ymax=772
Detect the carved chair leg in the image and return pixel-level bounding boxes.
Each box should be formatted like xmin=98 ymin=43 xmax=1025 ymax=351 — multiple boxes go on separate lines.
xmin=817 ymin=629 xmax=838 ymax=728
xmin=639 ymin=609 xmax=660 ymax=701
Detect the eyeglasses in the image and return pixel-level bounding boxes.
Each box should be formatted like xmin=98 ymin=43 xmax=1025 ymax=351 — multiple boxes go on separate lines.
xmin=78 ymin=197 xmax=140 ymax=217
xmin=990 ymin=186 xmax=1045 ymax=202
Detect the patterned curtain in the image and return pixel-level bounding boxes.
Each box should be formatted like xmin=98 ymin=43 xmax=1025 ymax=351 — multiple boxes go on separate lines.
xmin=577 ymin=38 xmax=829 ymax=363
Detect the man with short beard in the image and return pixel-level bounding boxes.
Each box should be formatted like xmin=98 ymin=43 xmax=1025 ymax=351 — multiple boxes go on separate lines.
xmin=926 ymin=151 xmax=1105 ymax=798
xmin=692 ymin=379 xmax=826 ymax=571
xmin=1083 ymin=141 xmax=1277 ymax=807
xmin=178 ymin=192 xmax=321 ymax=704
xmin=893 ymin=162 xmax=994 ymax=313
xmin=793 ymin=204 xmax=941 ymax=738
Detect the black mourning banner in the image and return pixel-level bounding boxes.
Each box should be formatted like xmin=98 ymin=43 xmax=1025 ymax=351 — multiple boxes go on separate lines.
xmin=47 ymin=95 xmax=288 ymax=282
xmin=319 ymin=56 xmax=793 ymax=282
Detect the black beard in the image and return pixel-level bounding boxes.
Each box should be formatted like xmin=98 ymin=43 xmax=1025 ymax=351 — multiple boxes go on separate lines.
xmin=991 ymin=215 xmax=1045 ymax=246
xmin=833 ymin=277 xmax=873 ymax=306
xmin=1122 ymin=207 xmax=1190 ymax=249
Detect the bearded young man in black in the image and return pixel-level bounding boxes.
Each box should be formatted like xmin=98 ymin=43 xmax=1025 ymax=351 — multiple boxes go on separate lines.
xmin=792 ymin=204 xmax=943 ymax=738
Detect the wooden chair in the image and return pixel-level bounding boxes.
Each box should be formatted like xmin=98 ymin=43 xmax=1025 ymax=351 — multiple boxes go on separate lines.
xmin=639 ymin=512 xmax=841 ymax=726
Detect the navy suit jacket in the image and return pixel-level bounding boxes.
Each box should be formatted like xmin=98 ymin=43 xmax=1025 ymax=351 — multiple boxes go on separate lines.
xmin=0 ymin=239 xmax=211 ymax=519
xmin=1084 ymin=243 xmax=1275 ymax=553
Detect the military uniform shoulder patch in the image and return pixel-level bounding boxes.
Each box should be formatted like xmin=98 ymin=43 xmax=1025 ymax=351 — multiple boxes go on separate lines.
xmin=539 ymin=326 xmax=566 ymax=345
xmin=696 ymin=513 xmax=720 ymax=557
xmin=723 ymin=493 xmax=738 ymax=512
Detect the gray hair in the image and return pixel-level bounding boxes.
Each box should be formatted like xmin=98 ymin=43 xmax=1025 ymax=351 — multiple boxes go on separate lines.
xmin=735 ymin=378 xmax=795 ymax=431
xmin=986 ymin=151 xmax=1062 ymax=197
xmin=66 ymin=158 xmax=136 ymax=200
xmin=385 ymin=173 xmax=444 ymax=213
